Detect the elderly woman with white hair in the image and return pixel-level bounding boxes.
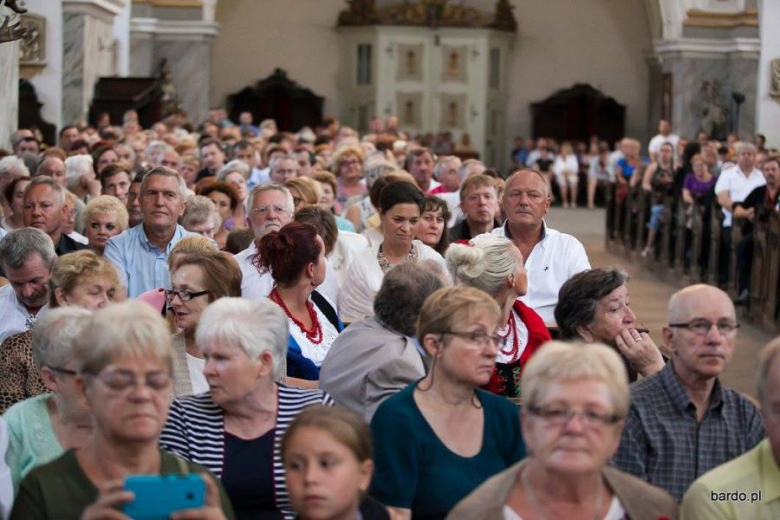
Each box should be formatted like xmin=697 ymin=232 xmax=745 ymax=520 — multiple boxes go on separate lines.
xmin=448 ymin=341 xmax=677 ymax=520
xmin=160 ymin=298 xmax=334 ymax=519
xmin=10 ymin=302 xmax=235 ymax=519
xmin=4 ymin=308 xmax=93 ymax=493
xmin=446 ymin=235 xmax=550 ymax=398
xmin=64 ymin=154 xmax=100 ymax=204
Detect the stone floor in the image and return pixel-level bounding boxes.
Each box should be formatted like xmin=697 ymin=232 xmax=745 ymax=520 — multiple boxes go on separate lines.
xmin=546 ymin=206 xmax=777 ymax=397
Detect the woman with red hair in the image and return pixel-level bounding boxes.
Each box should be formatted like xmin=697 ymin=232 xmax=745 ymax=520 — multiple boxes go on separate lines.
xmin=256 ymin=222 xmax=343 ymax=383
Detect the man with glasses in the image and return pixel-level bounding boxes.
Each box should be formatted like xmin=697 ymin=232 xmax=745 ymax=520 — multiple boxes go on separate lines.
xmin=234 ymin=184 xmax=338 ymax=304
xmin=613 ymin=284 xmax=764 ymax=501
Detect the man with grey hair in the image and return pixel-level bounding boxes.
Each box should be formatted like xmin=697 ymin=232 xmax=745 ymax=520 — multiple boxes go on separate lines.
xmin=23 ymin=176 xmax=87 ymax=255
xmin=104 ymin=167 xmax=192 ymax=297
xmin=235 ymin=183 xmax=338 ymax=304
xmin=681 ymin=336 xmax=780 ymax=518
xmin=320 ymin=261 xmax=445 ymax=421
xmin=490 ymin=168 xmax=590 ymax=322
xmin=267 ymin=154 xmax=299 ymax=184
xmin=613 ymin=284 xmax=764 ymax=501
xmin=0 ymin=228 xmax=56 ymax=343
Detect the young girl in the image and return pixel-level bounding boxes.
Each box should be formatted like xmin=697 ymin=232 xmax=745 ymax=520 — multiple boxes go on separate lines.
xmin=282 ymin=406 xmax=390 ymax=520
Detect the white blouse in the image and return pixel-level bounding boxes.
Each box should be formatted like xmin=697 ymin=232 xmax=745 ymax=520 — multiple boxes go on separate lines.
xmin=288 ymin=297 xmax=340 ymax=367
xmin=338 ymin=240 xmax=448 ymax=323
xmin=495 ymin=307 xmax=529 ymax=364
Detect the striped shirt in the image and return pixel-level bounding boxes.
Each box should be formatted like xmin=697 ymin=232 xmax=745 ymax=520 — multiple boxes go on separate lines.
xmin=159 ymin=385 xmax=334 ymax=519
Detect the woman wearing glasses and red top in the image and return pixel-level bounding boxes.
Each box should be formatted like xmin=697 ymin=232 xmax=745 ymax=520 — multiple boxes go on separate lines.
xmin=370 ymin=286 xmax=525 ymax=520
xmin=167 ymin=252 xmax=242 ymax=396
xmin=10 ymin=302 xmax=235 ymax=520
xmin=448 ymin=342 xmax=676 ymax=520
xmin=256 ymin=222 xmax=343 ymax=384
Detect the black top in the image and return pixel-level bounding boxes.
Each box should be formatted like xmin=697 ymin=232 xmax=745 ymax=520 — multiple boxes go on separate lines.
xmin=734 ymin=185 xmax=777 ymax=235
xmin=196 ymin=167 xmax=216 ymax=182
xmin=448 ymin=219 xmax=501 ymax=243
xmin=293 ymin=496 xmax=390 ymax=520
xmin=55 ymin=233 xmax=88 ymax=256
xmin=222 ymin=429 xmax=282 ymax=520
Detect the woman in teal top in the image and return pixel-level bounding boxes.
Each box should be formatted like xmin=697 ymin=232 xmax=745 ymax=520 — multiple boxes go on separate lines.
xmin=370 ymin=286 xmax=526 ymax=520
xmin=3 ymin=308 xmax=95 ymax=493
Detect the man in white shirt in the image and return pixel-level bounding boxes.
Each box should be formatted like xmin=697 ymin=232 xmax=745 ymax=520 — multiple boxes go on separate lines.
xmin=648 ymin=119 xmax=680 ymax=162
xmin=490 ymin=169 xmax=590 ymax=322
xmin=235 ymin=184 xmax=338 ymax=305
xmin=0 ymin=228 xmax=55 ymax=343
xmin=714 ymin=141 xmax=766 ymax=285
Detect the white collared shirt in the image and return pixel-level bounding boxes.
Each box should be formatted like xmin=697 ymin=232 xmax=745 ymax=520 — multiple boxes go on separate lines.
xmin=489 ymin=221 xmax=591 ymax=323
xmin=0 ymin=285 xmax=48 ymax=344
xmin=234 ymin=241 xmax=339 ymax=309
xmin=714 ymin=165 xmax=766 ymax=227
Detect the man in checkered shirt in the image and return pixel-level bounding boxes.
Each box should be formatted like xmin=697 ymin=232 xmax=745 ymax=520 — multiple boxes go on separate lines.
xmin=612 ymin=284 xmax=764 ymax=501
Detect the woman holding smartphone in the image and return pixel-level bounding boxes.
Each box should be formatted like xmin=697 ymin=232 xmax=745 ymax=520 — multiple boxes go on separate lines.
xmin=9 ymin=302 xmax=234 ymax=520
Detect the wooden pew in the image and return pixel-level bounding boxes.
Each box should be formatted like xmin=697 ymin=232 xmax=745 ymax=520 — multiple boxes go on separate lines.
xmin=760 ymin=212 xmax=780 ymax=330
xmin=689 ymin=202 xmax=705 ymax=283
xmin=707 ymin=201 xmax=723 ymax=286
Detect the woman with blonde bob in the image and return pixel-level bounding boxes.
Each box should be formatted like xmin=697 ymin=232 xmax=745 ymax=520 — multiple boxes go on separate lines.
xmin=446 ymin=236 xmax=550 ymax=398
xmin=10 ymin=302 xmax=235 ymax=519
xmin=370 ymin=286 xmax=525 ymax=520
xmin=81 ymin=195 xmax=129 ymax=254
xmin=448 ymin=342 xmax=677 ymax=520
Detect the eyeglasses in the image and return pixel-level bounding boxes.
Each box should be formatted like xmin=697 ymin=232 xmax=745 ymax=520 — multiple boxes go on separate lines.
xmin=165 ymin=289 xmax=209 ymax=302
xmin=668 ymin=319 xmax=740 ymax=336
xmin=92 ymin=370 xmax=172 ymax=392
xmin=442 ymin=331 xmax=502 ymax=348
xmin=252 ymin=205 xmax=291 ymax=217
xmin=528 ymin=405 xmax=621 ymax=429
xmin=49 ymin=366 xmax=77 ymax=377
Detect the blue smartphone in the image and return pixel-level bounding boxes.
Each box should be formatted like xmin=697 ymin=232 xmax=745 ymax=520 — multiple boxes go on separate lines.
xmin=123 ymin=474 xmax=206 ymax=520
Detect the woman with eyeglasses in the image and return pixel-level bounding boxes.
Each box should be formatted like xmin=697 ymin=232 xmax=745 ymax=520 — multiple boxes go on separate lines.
xmin=0 ymin=250 xmax=124 ymax=414
xmin=167 ymin=252 xmax=242 ymax=396
xmin=4 ymin=308 xmax=94 ymax=494
xmin=332 ymin=146 xmax=366 ymax=214
xmin=370 ymin=286 xmax=525 ymax=520
xmin=448 ymin=341 xmax=676 ymax=520
xmin=10 ymin=302 xmax=235 ymax=520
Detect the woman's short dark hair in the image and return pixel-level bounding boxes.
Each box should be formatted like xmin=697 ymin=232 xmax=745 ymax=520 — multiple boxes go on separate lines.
xmin=423 ymin=195 xmax=451 ymax=255
xmin=255 ymin=222 xmax=322 ymax=286
xmin=554 ymin=267 xmax=630 ymax=339
xmin=199 ymin=180 xmax=241 ymax=212
xmin=174 ymin=252 xmax=242 ymax=303
xmin=378 ymin=180 xmax=425 ymax=215
xmin=373 ymin=261 xmax=444 ymax=336
xmin=294 ymin=205 xmax=338 ymax=257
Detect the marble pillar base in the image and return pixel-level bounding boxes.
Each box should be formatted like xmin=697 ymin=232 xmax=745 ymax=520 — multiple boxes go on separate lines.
xmin=0 ymin=41 xmax=20 ymax=150
xmin=660 ymin=54 xmax=758 ymax=140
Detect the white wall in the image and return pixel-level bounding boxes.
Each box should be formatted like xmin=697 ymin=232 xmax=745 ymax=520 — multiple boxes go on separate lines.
xmin=212 ymin=0 xmax=652 ymax=142
xmin=24 ymin=0 xmax=63 ymax=130
xmin=114 ymin=0 xmax=131 ymax=76
xmin=757 ymin=0 xmax=780 ymax=146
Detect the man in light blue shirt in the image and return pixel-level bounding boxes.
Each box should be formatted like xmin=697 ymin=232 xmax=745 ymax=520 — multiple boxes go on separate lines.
xmin=104 ymin=167 xmax=192 ymax=297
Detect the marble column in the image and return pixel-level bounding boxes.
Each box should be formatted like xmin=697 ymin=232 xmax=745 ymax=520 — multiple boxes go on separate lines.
xmin=130 ymin=19 xmax=219 ymax=124
xmin=61 ymin=0 xmax=123 ymax=125
xmin=0 ymin=39 xmax=20 ymax=150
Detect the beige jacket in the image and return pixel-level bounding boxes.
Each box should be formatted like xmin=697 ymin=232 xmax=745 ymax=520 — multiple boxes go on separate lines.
xmin=447 ymin=459 xmax=677 ymax=520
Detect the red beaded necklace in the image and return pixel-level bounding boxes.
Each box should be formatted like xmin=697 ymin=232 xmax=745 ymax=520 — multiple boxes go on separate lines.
xmin=498 ymin=311 xmax=519 ymax=361
xmin=269 ymin=288 xmax=323 ymax=345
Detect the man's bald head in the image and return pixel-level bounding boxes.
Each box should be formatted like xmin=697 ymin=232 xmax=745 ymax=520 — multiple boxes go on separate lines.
xmin=667 ymin=284 xmax=735 ymax=325
xmin=505 ymin=168 xmax=550 ymax=197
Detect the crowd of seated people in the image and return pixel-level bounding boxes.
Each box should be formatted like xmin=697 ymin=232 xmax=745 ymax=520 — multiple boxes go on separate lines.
xmin=0 ymin=109 xmax=777 ymax=519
